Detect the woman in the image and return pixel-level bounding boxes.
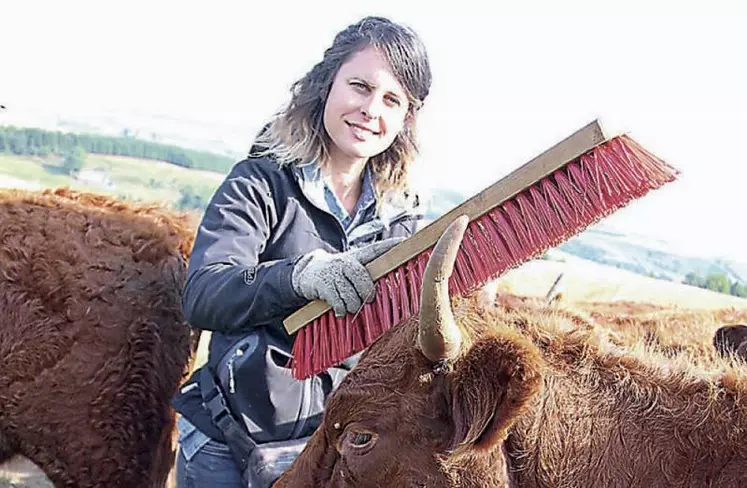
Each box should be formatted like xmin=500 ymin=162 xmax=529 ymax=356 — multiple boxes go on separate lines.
xmin=172 ymin=15 xmax=432 ymax=487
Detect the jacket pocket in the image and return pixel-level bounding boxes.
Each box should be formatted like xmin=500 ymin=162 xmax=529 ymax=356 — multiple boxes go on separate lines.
xmin=215 ymin=331 xmax=308 ymax=443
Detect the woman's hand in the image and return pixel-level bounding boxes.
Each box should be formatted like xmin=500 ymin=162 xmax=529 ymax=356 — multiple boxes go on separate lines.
xmin=291 ymin=237 xmax=403 ymax=317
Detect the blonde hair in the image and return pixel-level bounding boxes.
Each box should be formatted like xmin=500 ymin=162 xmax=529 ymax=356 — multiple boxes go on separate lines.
xmin=251 ymin=16 xmax=432 ymax=203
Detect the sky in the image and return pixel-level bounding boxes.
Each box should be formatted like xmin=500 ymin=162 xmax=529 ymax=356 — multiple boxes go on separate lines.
xmin=1 ymin=0 xmax=745 ymax=261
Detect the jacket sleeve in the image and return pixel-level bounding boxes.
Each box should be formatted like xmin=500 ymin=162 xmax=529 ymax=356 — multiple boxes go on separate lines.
xmin=181 ymin=161 xmax=308 ymax=333
xmin=391 ymin=217 xmax=421 ymax=238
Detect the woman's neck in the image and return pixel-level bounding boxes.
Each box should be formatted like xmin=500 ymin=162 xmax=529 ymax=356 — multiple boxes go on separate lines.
xmin=322 ymin=156 xmax=368 ymax=215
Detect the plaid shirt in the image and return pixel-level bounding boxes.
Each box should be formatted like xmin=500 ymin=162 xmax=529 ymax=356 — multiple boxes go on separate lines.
xmin=295 ymin=161 xmax=377 ymax=234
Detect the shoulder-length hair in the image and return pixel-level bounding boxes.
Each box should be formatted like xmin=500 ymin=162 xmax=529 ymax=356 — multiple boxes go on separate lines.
xmin=252 ymin=16 xmax=432 ymax=201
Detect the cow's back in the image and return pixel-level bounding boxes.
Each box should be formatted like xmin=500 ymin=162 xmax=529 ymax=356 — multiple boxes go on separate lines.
xmin=0 ymin=188 xmax=197 ymax=488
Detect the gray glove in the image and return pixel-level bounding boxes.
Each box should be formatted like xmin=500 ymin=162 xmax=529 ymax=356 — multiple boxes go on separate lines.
xmin=291 ymin=237 xmax=404 ymax=317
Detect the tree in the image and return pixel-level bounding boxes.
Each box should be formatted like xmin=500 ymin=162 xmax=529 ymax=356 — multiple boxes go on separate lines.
xmin=62 ymin=146 xmax=86 ymax=174
xmin=683 ymin=272 xmax=704 ymax=288
xmin=703 ymin=273 xmax=731 ymax=295
xmin=175 ymin=185 xmax=207 ymax=211
xmin=731 ymin=281 xmax=747 ymax=298
xmin=8 ymin=132 xmax=27 ymax=154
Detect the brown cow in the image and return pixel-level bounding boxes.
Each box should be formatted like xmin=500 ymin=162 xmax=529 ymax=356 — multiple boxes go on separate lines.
xmin=276 ymin=216 xmax=747 ymax=487
xmin=0 ymin=188 xmax=198 ymax=488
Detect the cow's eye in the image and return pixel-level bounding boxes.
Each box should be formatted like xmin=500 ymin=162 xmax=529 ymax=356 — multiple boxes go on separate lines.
xmin=336 ymin=427 xmax=378 ymax=455
xmin=351 ymin=432 xmax=372 ymax=446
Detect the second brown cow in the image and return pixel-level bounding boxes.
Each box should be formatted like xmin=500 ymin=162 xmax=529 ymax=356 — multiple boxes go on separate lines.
xmin=0 ymin=188 xmax=198 ymax=487
xmin=276 ymin=216 xmax=747 ymax=487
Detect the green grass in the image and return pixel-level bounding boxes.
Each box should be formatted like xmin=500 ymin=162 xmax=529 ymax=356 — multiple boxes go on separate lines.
xmin=0 ymin=155 xmax=72 ymax=188
xmin=0 ymin=153 xmax=227 ymax=208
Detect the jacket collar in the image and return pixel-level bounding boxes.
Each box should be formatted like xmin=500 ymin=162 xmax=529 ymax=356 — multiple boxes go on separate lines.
xmin=291 ymin=160 xmax=423 ymax=245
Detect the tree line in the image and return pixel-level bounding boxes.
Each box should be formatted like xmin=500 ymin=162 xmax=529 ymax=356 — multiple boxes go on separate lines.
xmin=0 ymin=126 xmax=235 ymax=173
xmin=683 ymin=272 xmax=747 ymax=298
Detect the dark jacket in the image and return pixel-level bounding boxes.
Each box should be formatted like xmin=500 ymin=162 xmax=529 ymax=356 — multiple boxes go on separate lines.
xmin=171 ymin=155 xmax=421 ymax=444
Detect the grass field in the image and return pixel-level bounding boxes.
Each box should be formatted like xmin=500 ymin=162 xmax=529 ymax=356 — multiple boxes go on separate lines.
xmin=498 ymin=251 xmax=747 ymax=310
xmin=0 ymin=153 xmax=227 ymax=208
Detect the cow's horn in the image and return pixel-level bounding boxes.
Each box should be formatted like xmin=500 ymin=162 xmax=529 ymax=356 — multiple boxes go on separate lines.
xmin=418 ymin=215 xmax=467 ymax=363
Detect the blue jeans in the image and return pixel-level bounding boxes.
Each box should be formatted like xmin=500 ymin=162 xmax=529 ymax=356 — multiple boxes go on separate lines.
xmin=175 ymin=416 xmax=244 ymax=487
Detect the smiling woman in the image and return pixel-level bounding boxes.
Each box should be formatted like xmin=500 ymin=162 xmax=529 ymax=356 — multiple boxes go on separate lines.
xmin=323 ymin=47 xmax=411 ymax=166
xmin=169 ymin=15 xmax=433 ymax=488
xmin=253 ymin=16 xmax=430 ymax=213
xmin=321 ymin=45 xmax=414 ymax=213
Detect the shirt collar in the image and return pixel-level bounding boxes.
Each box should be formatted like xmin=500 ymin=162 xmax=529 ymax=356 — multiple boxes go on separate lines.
xmin=292 ymin=160 xmax=423 ymax=234
xmin=292 ymin=160 xmax=376 ymax=227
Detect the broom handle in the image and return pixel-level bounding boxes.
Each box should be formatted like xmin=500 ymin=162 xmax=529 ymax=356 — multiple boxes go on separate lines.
xmin=283 ymin=118 xmax=609 ymax=334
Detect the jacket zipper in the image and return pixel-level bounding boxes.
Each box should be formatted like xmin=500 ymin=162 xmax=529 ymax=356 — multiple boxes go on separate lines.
xmin=227 ymin=347 xmax=244 ymax=394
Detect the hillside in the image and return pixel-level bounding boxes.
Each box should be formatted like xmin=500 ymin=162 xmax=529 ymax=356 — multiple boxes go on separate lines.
xmin=0 ymin=153 xmax=224 ymax=212
xmin=4 ymin=150 xmax=745 ymax=295
xmin=1 ymin=106 xmax=247 ymax=162
xmin=498 ymin=249 xmax=747 ymax=310
xmin=417 ymin=186 xmax=747 ymax=292
xmin=558 ymin=225 xmax=747 ymax=284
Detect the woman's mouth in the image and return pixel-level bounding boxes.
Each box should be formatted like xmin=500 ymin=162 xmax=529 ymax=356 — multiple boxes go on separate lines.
xmin=346 ymin=121 xmax=379 ymax=141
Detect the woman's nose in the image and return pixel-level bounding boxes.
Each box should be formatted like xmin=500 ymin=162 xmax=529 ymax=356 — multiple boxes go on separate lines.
xmin=360 ymin=96 xmax=383 ymax=119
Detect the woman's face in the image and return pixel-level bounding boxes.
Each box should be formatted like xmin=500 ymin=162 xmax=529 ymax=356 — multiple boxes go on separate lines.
xmin=323 ymin=46 xmax=411 ymax=166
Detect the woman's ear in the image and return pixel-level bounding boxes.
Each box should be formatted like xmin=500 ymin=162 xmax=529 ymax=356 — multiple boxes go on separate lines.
xmin=446 ymin=332 xmax=543 ymax=453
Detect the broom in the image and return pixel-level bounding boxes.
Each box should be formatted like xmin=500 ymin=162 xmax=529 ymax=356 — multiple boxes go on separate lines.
xmin=284 ymin=119 xmax=679 ymax=379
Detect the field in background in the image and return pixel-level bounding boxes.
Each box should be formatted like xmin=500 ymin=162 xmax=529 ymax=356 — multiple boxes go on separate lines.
xmin=0 ymin=154 xmax=226 ymax=207
xmin=498 ymin=250 xmax=747 ymax=310
xmin=1 ymin=457 xmax=51 ymax=488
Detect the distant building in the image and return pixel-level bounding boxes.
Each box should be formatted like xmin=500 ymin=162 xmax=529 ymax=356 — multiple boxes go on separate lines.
xmin=74 ymin=168 xmax=115 ymax=189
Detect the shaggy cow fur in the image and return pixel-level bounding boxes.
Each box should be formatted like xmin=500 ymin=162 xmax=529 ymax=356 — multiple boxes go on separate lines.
xmin=0 ymin=188 xmax=198 ymax=488
xmin=276 ymin=293 xmax=747 ymax=487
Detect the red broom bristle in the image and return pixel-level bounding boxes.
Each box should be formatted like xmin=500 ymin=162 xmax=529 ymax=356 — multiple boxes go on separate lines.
xmin=288 ymin=134 xmax=680 ymax=379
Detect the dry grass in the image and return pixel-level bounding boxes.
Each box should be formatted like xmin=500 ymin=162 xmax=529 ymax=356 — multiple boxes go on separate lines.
xmin=495 ymin=296 xmax=747 ymax=362
xmin=490 ymin=254 xmax=747 ymax=372
xmin=496 ymin=254 xmax=747 ymax=309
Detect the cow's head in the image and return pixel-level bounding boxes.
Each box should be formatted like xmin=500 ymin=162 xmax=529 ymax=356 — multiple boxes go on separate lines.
xmin=276 ymin=216 xmax=544 ymax=487
xmin=714 ymin=324 xmax=747 ymax=359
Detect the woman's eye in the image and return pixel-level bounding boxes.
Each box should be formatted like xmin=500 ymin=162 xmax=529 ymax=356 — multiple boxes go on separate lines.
xmin=385 ymin=96 xmax=401 ymax=107
xmin=351 ymin=81 xmax=369 ymax=91
xmin=351 ymin=432 xmax=372 ymax=446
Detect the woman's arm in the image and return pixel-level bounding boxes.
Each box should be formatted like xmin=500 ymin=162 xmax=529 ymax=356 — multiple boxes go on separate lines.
xmin=181 ymin=161 xmax=307 ymax=333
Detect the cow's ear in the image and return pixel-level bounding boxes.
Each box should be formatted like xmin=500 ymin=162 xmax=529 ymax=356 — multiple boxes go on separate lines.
xmin=446 ymin=332 xmax=543 ymax=452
